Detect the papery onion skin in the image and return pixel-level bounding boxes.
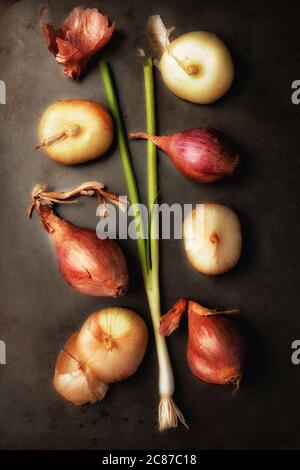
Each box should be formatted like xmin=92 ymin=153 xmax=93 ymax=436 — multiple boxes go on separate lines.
xmin=54 ymin=333 xmax=108 ymax=405
xmin=159 ymin=31 xmax=234 ymax=104
xmin=183 ymin=203 xmax=242 ymax=275
xmin=76 ymin=308 xmax=148 ymax=383
xmin=38 ymin=205 xmax=128 ymax=297
xmin=38 ymin=100 xmax=113 ymax=165
xmin=160 ymin=299 xmax=245 ymax=386
xmin=41 ymin=6 xmax=115 ymax=79
xmin=129 ymin=129 xmax=239 ymax=183
xmin=187 ymin=302 xmax=245 ymax=385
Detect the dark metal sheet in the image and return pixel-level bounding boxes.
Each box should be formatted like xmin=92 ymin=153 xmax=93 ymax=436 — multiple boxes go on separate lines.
xmin=0 ymin=0 xmax=299 ymax=450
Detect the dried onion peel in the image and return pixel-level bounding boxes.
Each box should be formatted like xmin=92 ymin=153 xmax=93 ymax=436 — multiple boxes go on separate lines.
xmin=40 ymin=6 xmax=115 ymax=79
xmin=36 ymin=100 xmax=113 ymax=165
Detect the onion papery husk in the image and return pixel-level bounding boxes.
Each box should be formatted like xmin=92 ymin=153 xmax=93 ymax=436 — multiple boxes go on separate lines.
xmin=40 ymin=6 xmax=115 ymax=79
xmin=28 ymin=181 xmax=127 ymax=221
xmin=160 ymin=299 xmax=245 ymax=387
xmin=147 ymin=15 xmax=175 ymax=55
xmin=54 ymin=333 xmax=108 ymax=405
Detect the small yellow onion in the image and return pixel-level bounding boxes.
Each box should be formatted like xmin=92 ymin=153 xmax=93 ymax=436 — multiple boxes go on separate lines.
xmin=76 ymin=308 xmax=148 ymax=383
xmin=37 ymin=99 xmax=113 ymax=165
xmin=184 ymin=203 xmax=242 ymax=275
xmin=160 ymin=32 xmax=234 ymax=104
xmin=53 ymin=333 xmax=108 ymax=406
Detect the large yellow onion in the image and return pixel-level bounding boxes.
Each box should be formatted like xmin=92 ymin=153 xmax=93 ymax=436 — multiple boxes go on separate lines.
xmin=183 ymin=203 xmax=242 ymax=275
xmin=53 ymin=333 xmax=108 ymax=405
xmin=37 ymin=99 xmax=113 ymax=165
xmin=76 ymin=308 xmax=148 ymax=383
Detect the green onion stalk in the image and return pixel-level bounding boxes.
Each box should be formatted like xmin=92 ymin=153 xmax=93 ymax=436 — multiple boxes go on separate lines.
xmin=99 ymin=59 xmax=186 ymax=431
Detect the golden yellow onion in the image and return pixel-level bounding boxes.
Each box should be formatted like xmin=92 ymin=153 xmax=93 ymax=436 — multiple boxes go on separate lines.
xmin=76 ymin=308 xmax=148 ymax=383
xmin=37 ymin=99 xmax=113 ymax=165
xmin=53 ymin=333 xmax=108 ymax=405
xmin=183 ymin=203 xmax=242 ymax=275
xmin=160 ymin=32 xmax=234 ymax=104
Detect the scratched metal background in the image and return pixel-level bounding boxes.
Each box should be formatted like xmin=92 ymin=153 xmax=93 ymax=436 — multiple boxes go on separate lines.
xmin=0 ymin=0 xmax=299 ymax=450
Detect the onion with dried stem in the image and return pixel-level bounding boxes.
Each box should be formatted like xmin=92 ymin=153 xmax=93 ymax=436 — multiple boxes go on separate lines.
xmin=36 ymin=100 xmax=113 ymax=165
xmin=129 ymin=128 xmax=239 ymax=183
xmin=147 ymin=15 xmax=234 ymax=104
xmin=28 ymin=182 xmax=128 ymax=297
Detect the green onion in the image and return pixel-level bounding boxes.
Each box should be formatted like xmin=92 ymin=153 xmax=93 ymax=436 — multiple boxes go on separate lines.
xmin=99 ymin=59 xmax=186 ymax=430
xmin=99 ymin=61 xmax=148 ymax=283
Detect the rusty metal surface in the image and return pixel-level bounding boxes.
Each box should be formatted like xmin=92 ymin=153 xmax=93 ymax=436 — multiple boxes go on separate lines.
xmin=0 ymin=0 xmax=299 ymax=450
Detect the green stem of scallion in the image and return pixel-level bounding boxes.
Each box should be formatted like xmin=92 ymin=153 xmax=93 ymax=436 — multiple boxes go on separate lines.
xmin=99 ymin=60 xmax=148 ymax=283
xmin=99 ymin=59 xmax=186 ymax=431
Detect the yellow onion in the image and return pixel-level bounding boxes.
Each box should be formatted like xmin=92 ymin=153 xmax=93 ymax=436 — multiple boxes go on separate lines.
xmin=147 ymin=16 xmax=234 ymax=104
xmin=76 ymin=308 xmax=148 ymax=383
xmin=36 ymin=100 xmax=113 ymax=165
xmin=184 ymin=203 xmax=242 ymax=275
xmin=54 ymin=333 xmax=108 ymax=405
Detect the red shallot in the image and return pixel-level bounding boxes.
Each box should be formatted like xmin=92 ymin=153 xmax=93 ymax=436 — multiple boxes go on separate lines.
xmin=129 ymin=128 xmax=239 ymax=183
xmin=160 ymin=298 xmax=245 ymax=386
xmin=28 ymin=182 xmax=128 ymax=297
